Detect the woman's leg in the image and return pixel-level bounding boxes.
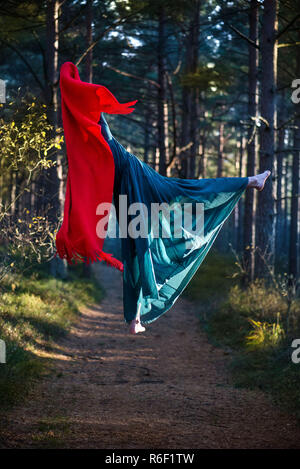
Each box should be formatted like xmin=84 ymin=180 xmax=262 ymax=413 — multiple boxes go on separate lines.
xmin=128 ymin=169 xmax=271 ymax=335
xmin=129 ymin=302 xmax=146 ymax=334
xmin=247 ymin=170 xmax=271 ymax=191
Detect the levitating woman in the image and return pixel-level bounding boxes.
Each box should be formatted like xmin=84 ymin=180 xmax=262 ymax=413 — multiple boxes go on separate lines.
xmin=56 ymin=62 xmax=271 ymax=335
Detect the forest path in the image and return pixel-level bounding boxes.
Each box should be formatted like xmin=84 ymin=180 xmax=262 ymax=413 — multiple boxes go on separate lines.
xmin=1 ymin=263 xmax=300 ymax=449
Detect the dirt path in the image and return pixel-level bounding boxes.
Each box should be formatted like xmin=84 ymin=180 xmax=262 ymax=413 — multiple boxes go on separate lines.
xmin=1 ymin=263 xmax=300 ymax=449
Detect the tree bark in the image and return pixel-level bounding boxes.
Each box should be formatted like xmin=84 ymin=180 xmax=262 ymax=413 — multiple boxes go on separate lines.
xmin=180 ymin=85 xmax=191 ymax=178
xmin=275 ymin=91 xmax=285 ymax=268
xmin=144 ymin=107 xmax=151 ymax=165
xmin=188 ymin=0 xmax=200 ymax=179
xmin=45 ymin=0 xmax=68 ymax=278
xmin=44 ymin=0 xmax=60 ymax=222
xmin=157 ymin=6 xmax=167 ymax=176
xmin=82 ymin=0 xmax=94 ymax=279
xmin=243 ymin=0 xmax=258 ymax=282
xmin=10 ymin=171 xmax=17 ymax=217
xmin=283 ymin=156 xmax=289 ymax=253
xmin=85 ymin=0 xmax=93 ymax=83
xmin=237 ymin=133 xmax=246 ymax=252
xmin=289 ymin=37 xmax=300 ymax=285
xmin=198 ymin=134 xmax=207 ymax=178
xmin=255 ymin=0 xmax=277 ymax=279
xmin=217 ymin=122 xmax=225 ymax=178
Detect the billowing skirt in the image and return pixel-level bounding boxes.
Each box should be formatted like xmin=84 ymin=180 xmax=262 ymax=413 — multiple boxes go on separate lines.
xmin=101 ymin=115 xmax=248 ymax=324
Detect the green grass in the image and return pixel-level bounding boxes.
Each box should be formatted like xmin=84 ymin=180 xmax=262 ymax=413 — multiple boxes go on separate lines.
xmin=30 ymin=415 xmax=72 ymax=448
xmin=0 ymin=264 xmax=103 ymax=408
xmin=185 ymin=249 xmax=300 ymax=419
xmin=185 ymin=249 xmax=237 ymax=304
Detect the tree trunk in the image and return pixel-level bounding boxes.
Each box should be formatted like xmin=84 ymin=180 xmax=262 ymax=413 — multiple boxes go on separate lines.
xmin=198 ymin=134 xmax=206 ymax=178
xmin=188 ymin=0 xmax=200 ymax=179
xmin=275 ymin=91 xmax=285 ymax=268
xmin=82 ymin=0 xmax=94 ymax=280
xmin=166 ymin=72 xmax=177 ymax=176
xmin=289 ymin=39 xmax=300 ymax=286
xmin=180 ymin=85 xmax=190 ymax=178
xmin=255 ymin=0 xmax=277 ymax=279
xmin=157 ymin=7 xmax=167 ymax=176
xmin=45 ymin=0 xmax=68 ymax=278
xmin=144 ymin=108 xmax=151 ymax=165
xmin=237 ymin=133 xmax=246 ymax=252
xmin=85 ymin=0 xmax=93 ymax=83
xmin=217 ymin=122 xmax=225 ymax=178
xmin=155 ymin=146 xmax=160 ymax=172
xmin=243 ymin=0 xmax=258 ymax=282
xmin=44 ymin=0 xmax=60 ymax=221
xmin=10 ymin=171 xmax=17 ymax=217
xmin=289 ymin=122 xmax=300 ymax=285
xmin=283 ymin=156 xmax=289 ymax=253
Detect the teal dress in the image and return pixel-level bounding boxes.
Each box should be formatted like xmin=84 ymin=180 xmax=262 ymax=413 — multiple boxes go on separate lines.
xmin=100 ymin=115 xmax=248 ymax=325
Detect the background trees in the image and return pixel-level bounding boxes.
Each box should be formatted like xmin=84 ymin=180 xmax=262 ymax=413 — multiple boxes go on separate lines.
xmin=0 ymin=0 xmax=299 ymax=290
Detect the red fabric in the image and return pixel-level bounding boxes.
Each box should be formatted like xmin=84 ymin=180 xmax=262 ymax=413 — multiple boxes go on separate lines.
xmin=55 ymin=61 xmax=137 ymax=271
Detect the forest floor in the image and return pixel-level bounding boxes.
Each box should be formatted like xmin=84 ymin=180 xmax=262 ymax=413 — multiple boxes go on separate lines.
xmin=1 ymin=263 xmax=300 ymax=449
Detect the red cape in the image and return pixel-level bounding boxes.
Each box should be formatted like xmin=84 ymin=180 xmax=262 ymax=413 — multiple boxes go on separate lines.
xmin=55 ymin=62 xmax=137 ymax=271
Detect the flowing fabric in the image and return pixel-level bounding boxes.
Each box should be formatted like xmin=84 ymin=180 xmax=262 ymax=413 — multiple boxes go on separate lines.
xmin=55 ymin=62 xmax=136 ymax=270
xmin=100 ymin=115 xmax=249 ymax=325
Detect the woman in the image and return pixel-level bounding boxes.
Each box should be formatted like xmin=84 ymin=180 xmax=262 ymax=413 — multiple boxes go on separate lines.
xmin=56 ymin=62 xmax=271 ymax=335
xmin=99 ymin=114 xmax=270 ymax=334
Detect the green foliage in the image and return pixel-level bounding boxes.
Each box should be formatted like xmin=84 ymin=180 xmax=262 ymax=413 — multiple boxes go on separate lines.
xmin=0 ymin=96 xmax=64 ymax=281
xmin=0 ymin=95 xmax=61 ymax=174
xmin=0 ymin=265 xmax=103 ymax=408
xmin=0 ymin=215 xmax=58 ymax=281
xmin=222 ymin=280 xmax=287 ymax=322
xmin=180 ymin=63 xmax=235 ymax=93
xmin=185 ymin=249 xmax=237 ymax=303
xmin=246 ymin=316 xmax=285 ymax=349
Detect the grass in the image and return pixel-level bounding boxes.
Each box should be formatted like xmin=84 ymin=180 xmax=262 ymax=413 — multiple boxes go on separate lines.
xmin=30 ymin=415 xmax=72 ymax=448
xmin=0 ymin=263 xmax=103 ymax=409
xmin=185 ymin=248 xmax=300 ymax=419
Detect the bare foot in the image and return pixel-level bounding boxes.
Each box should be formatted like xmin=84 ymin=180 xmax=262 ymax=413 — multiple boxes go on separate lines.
xmin=129 ymin=318 xmax=146 ymax=335
xmin=248 ymin=170 xmax=271 ymax=191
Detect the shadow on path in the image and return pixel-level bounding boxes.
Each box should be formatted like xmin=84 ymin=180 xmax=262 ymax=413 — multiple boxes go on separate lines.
xmin=1 ymin=263 xmax=300 ymax=449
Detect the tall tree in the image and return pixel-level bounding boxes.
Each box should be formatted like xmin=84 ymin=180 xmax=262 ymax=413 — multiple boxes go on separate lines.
xmin=46 ymin=0 xmax=67 ymax=278
xmin=157 ymin=6 xmax=167 ymax=176
xmin=275 ymin=90 xmax=286 ymax=268
xmin=83 ymin=0 xmax=94 ymax=279
xmin=289 ymin=29 xmax=300 ymax=286
xmin=85 ymin=0 xmax=93 ymax=83
xmin=255 ymin=0 xmax=278 ymax=279
xmin=217 ymin=122 xmax=225 ymax=178
xmin=187 ymin=0 xmax=200 ymax=179
xmin=43 ymin=0 xmax=60 ymax=221
xmin=243 ymin=0 xmax=259 ymax=282
xmin=180 ymin=83 xmax=191 ymax=178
